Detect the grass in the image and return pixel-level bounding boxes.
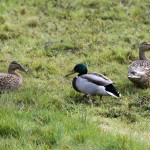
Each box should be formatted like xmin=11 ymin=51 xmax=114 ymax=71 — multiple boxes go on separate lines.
xmin=0 ymin=0 xmax=150 ymax=149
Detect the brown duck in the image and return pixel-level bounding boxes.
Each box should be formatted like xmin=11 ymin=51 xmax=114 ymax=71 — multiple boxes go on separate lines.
xmin=128 ymin=42 xmax=150 ymax=87
xmin=0 ymin=61 xmax=27 ymax=93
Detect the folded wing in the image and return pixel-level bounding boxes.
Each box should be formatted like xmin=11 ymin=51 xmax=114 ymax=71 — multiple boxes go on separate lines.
xmin=81 ymin=72 xmax=113 ymax=86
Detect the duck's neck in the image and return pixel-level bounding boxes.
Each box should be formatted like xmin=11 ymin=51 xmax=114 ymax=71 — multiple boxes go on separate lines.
xmin=8 ymin=70 xmax=21 ymax=77
xmin=78 ymin=72 xmax=86 ymax=76
xmin=139 ymin=48 xmax=149 ymax=60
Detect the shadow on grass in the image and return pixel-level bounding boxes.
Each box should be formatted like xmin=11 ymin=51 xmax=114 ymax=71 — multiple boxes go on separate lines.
xmin=0 ymin=124 xmax=21 ymax=138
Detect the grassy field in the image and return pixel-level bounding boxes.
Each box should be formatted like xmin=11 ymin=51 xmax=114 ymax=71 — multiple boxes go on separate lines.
xmin=0 ymin=0 xmax=150 ymax=149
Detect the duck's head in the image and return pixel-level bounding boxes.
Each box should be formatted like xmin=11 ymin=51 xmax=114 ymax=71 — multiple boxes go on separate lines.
xmin=65 ymin=64 xmax=88 ymax=77
xmin=8 ymin=61 xmax=28 ymax=73
xmin=139 ymin=42 xmax=150 ymax=51
xmin=140 ymin=42 xmax=150 ymax=49
xmin=139 ymin=42 xmax=150 ymax=60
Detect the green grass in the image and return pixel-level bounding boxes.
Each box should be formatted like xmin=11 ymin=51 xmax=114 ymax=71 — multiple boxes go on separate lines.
xmin=0 ymin=0 xmax=150 ymax=149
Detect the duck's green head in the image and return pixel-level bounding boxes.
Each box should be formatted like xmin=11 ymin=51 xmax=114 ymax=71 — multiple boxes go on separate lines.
xmin=65 ymin=64 xmax=88 ymax=77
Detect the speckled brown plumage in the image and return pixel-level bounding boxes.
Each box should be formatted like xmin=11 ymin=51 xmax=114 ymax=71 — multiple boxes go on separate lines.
xmin=128 ymin=42 xmax=150 ymax=86
xmin=0 ymin=61 xmax=27 ymax=93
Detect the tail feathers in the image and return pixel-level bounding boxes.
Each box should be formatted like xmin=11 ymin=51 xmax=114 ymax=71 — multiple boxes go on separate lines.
xmin=105 ymin=84 xmax=121 ymax=98
xmin=106 ymin=91 xmax=121 ymax=98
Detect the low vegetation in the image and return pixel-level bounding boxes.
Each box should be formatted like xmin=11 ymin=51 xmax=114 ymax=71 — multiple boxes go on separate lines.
xmin=0 ymin=0 xmax=149 ymax=149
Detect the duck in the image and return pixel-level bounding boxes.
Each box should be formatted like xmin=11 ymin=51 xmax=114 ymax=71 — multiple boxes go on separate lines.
xmin=65 ymin=64 xmax=121 ymax=103
xmin=0 ymin=61 xmax=27 ymax=93
xmin=128 ymin=42 xmax=150 ymax=87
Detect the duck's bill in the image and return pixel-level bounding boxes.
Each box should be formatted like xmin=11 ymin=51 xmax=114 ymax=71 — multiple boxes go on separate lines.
xmin=65 ymin=70 xmax=75 ymax=77
xmin=20 ymin=65 xmax=28 ymax=72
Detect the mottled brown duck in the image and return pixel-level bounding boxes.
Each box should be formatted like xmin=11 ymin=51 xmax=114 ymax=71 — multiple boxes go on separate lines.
xmin=128 ymin=42 xmax=150 ymax=87
xmin=0 ymin=61 xmax=27 ymax=93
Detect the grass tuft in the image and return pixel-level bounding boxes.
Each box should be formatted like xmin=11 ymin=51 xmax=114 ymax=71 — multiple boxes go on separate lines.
xmin=26 ymin=16 xmax=39 ymax=27
xmin=0 ymin=124 xmax=21 ymax=138
xmin=0 ymin=15 xmax=6 ymax=24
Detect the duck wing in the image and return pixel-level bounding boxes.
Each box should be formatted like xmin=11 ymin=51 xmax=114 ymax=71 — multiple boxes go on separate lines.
xmin=130 ymin=60 xmax=150 ymax=69
xmin=0 ymin=73 xmax=17 ymax=88
xmin=81 ymin=72 xmax=113 ymax=86
xmin=128 ymin=60 xmax=150 ymax=77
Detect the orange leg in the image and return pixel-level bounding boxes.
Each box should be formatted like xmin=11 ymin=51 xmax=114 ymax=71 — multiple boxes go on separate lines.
xmin=88 ymin=96 xmax=93 ymax=104
xmin=146 ymin=82 xmax=150 ymax=88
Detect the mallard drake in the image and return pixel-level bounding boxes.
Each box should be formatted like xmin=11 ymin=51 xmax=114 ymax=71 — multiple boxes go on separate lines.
xmin=0 ymin=61 xmax=27 ymax=93
xmin=65 ymin=64 xmax=121 ymax=102
xmin=128 ymin=42 xmax=150 ymax=87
